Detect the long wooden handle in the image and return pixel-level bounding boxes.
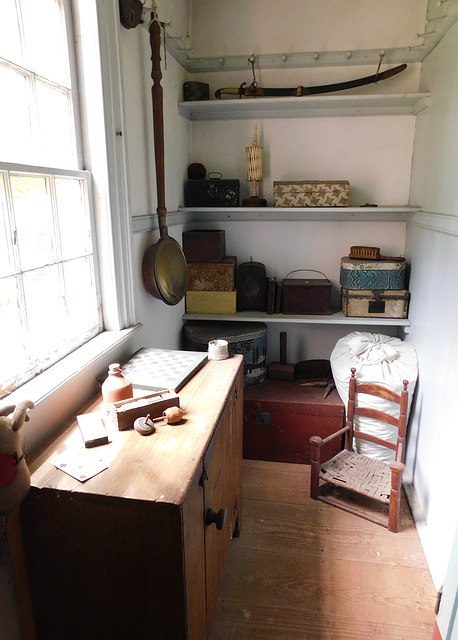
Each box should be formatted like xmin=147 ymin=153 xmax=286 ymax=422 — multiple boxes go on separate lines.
xmin=280 ymin=332 xmax=287 ymax=365
xmin=149 ymin=18 xmax=166 ymax=235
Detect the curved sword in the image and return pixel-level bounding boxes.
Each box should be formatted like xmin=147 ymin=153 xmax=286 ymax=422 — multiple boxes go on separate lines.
xmin=215 ymin=64 xmax=407 ymax=99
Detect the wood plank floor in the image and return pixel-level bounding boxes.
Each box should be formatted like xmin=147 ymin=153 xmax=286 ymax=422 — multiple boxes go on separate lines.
xmin=209 ymin=460 xmax=437 ymax=640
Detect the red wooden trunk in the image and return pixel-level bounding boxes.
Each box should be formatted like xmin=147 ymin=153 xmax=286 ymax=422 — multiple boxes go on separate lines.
xmin=243 ymin=380 xmax=345 ymax=464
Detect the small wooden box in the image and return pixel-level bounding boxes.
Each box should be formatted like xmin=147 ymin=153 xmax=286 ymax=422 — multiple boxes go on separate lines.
xmin=182 ymin=230 xmax=226 ymax=263
xmin=243 ymin=380 xmax=345 ymax=464
xmin=185 ymin=290 xmax=237 ymax=314
xmin=341 ymin=287 xmax=409 ymax=318
xmin=187 ymin=257 xmax=236 ymax=291
xmin=273 ymin=180 xmax=350 ymax=207
xmin=282 ymin=278 xmax=332 ymax=315
xmin=110 ymin=390 xmax=180 ymax=431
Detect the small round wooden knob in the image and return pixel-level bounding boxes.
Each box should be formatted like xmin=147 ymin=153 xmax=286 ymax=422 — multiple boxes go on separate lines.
xmin=162 ymin=406 xmax=185 ymax=424
xmin=206 ymin=507 xmax=227 ymax=531
xmin=153 ymin=407 xmax=185 ymax=424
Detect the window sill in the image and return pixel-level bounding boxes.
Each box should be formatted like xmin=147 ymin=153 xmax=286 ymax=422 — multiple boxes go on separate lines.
xmin=4 ymin=324 xmax=142 ymax=453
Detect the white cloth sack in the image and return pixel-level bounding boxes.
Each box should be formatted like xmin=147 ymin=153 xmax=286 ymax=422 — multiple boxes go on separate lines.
xmin=330 ymin=332 xmax=418 ymax=462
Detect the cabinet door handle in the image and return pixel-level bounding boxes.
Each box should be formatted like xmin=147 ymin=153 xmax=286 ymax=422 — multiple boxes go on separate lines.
xmin=206 ymin=507 xmax=227 ymax=530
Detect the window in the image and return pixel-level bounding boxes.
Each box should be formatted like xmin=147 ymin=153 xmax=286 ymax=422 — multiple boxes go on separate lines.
xmin=0 ymin=0 xmax=103 ymax=398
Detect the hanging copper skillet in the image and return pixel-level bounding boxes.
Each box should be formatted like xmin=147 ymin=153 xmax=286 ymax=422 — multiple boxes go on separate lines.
xmin=142 ymin=12 xmax=187 ymax=305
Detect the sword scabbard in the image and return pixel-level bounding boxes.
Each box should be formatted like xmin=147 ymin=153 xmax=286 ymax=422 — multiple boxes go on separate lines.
xmin=214 ymin=64 xmax=407 ymax=100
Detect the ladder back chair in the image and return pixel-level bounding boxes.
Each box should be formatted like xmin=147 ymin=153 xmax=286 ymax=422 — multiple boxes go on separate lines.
xmin=310 ymin=367 xmax=409 ymax=533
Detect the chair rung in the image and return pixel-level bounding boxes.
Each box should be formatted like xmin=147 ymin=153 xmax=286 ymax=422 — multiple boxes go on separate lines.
xmin=317 ymin=493 xmax=389 ymax=529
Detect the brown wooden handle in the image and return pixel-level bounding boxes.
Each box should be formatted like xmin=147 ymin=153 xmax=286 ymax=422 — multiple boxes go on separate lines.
xmin=279 ymin=332 xmax=287 ymax=365
xmin=206 ymin=507 xmax=227 ymax=531
xmin=149 ymin=18 xmax=166 ymax=235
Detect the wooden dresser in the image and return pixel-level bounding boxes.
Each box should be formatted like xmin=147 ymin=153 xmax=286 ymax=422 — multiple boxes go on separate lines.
xmin=20 ymin=355 xmax=244 ymax=640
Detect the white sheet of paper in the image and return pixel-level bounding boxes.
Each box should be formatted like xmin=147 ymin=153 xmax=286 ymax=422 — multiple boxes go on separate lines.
xmin=50 ymin=449 xmax=108 ymax=482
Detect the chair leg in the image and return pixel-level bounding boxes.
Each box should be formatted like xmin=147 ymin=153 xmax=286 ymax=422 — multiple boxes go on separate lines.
xmin=388 ymin=461 xmax=405 ymax=533
xmin=309 ymin=436 xmax=322 ymax=500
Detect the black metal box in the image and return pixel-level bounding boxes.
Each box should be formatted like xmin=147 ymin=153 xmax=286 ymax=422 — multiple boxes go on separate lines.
xmin=185 ymin=179 xmax=240 ymax=207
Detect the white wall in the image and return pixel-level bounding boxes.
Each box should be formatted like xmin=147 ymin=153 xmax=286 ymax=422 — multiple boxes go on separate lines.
xmin=189 ymin=116 xmax=417 ymax=206
xmin=191 ymin=0 xmax=426 ymax=58
xmin=405 ymin=19 xmax=458 ymax=587
xmin=118 ymin=0 xmax=191 ymax=349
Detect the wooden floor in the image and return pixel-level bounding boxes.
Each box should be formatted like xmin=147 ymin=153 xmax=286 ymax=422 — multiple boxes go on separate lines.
xmin=209 ymin=460 xmax=437 ymax=640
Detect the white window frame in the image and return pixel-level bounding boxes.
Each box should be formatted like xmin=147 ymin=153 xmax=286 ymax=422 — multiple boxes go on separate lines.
xmin=4 ymin=0 xmax=140 ymax=452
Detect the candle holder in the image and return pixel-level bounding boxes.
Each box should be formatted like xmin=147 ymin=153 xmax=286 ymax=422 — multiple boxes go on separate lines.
xmin=242 ymin=125 xmax=267 ymax=207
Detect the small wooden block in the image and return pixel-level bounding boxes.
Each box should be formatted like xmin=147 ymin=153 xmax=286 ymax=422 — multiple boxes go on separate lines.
xmin=110 ymin=390 xmax=180 ymax=431
xmin=77 ymin=413 xmax=109 ymax=448
xmin=267 ymin=362 xmax=295 ymax=380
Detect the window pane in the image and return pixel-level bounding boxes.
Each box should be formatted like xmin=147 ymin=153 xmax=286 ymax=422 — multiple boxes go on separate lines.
xmin=22 ymin=0 xmax=69 ymax=86
xmin=0 ymin=0 xmax=22 ymax=65
xmin=22 ymin=265 xmax=66 ymax=360
xmin=0 ymin=175 xmax=15 ymax=278
xmin=36 ymin=82 xmax=76 ymax=168
xmin=0 ymin=0 xmax=104 ymax=399
xmin=0 ymin=277 xmax=28 ymax=391
xmin=63 ymin=257 xmax=99 ymax=337
xmin=11 ymin=175 xmax=56 ymax=271
xmin=0 ymin=66 xmax=33 ymax=164
xmin=56 ymin=178 xmax=92 ymax=259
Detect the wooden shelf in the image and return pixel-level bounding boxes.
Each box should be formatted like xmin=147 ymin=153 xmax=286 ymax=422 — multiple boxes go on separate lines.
xmin=182 ymin=309 xmax=410 ymax=329
xmin=178 ymin=205 xmax=419 ymax=223
xmin=178 ymin=93 xmax=430 ymax=121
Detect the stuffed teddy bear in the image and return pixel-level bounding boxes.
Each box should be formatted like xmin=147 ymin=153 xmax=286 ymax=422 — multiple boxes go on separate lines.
xmin=0 ymin=400 xmax=34 ymax=515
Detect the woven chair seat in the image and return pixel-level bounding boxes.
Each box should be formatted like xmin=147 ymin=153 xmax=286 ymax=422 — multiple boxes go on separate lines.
xmin=319 ymin=449 xmax=391 ymax=504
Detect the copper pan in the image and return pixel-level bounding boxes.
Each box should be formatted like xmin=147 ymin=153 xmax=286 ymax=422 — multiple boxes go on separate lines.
xmin=142 ymin=13 xmax=187 ymax=305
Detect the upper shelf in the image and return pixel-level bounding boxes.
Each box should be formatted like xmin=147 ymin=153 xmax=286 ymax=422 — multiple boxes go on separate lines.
xmin=178 ymin=93 xmax=431 ymax=121
xmin=178 ymin=206 xmax=420 ymax=223
xmin=132 ymin=206 xmax=420 ymax=234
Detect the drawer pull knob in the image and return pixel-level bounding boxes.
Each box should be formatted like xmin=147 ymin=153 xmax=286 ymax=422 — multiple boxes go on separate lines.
xmin=206 ymin=507 xmax=227 ymax=530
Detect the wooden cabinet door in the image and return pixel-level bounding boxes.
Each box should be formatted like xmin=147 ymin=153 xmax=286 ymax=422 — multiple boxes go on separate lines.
xmin=203 ymin=395 xmax=234 ymax=628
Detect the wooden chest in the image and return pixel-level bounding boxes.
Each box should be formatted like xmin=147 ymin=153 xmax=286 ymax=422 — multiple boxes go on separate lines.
xmin=243 ymin=380 xmax=345 ymax=464
xmin=341 ymin=287 xmax=409 ymax=318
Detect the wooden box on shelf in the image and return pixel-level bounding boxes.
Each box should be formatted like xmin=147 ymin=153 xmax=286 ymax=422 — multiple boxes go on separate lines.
xmin=186 ymin=256 xmax=237 ymax=292
xmin=341 ymin=288 xmax=410 ymax=318
xmin=185 ymin=290 xmax=237 ymax=314
xmin=182 ymin=230 xmax=226 ymax=262
xmin=282 ymin=278 xmax=332 ymax=315
xmin=273 ymin=180 xmax=350 ymax=207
